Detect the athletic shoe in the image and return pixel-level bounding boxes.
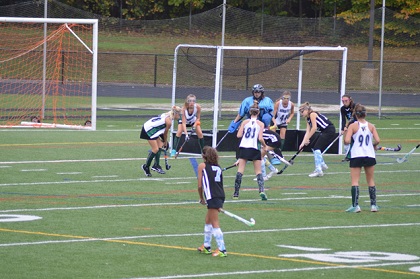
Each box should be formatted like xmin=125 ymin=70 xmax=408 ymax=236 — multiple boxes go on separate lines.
xmin=321 ymin=163 xmax=328 ymax=170
xmin=212 ymin=249 xmax=227 ymax=257
xmin=346 ymin=205 xmax=361 ymax=213
xmin=197 ymin=245 xmax=211 ymax=254
xmin=253 ymin=176 xmax=268 ymax=181
xmin=267 ymin=168 xmax=279 ymax=179
xmin=142 ymin=164 xmax=152 ymax=177
xmin=270 ymin=157 xmax=281 ymax=165
xmin=309 ymin=170 xmax=324 ymax=177
xmin=151 ymin=165 xmax=166 ymax=174
xmin=259 ymin=192 xmax=267 ymax=201
xmin=170 ymin=149 xmax=176 ymax=157
xmin=371 ymin=205 xmax=378 ymax=212
xmin=232 ymin=191 xmax=239 ymax=199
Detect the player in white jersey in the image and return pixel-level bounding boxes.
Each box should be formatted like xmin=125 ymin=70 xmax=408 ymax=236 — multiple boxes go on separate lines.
xmin=344 ymin=103 xmax=380 ymax=213
xmin=140 ymin=106 xmax=181 ymax=177
xmin=171 ymin=94 xmax=204 ymax=155
xmin=272 ymin=90 xmax=295 ymax=150
xmin=233 ymin=103 xmax=268 ymax=201
xmin=197 ymin=146 xmax=227 ymax=257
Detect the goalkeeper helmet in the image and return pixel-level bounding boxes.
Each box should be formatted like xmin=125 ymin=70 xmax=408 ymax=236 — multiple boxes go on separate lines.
xmin=252 ymin=84 xmax=264 ymax=101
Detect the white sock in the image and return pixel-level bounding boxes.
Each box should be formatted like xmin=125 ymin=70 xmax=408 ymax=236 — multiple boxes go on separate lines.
xmin=204 ymin=224 xmax=212 ymax=247
xmin=212 ymin=227 xmax=226 ymax=251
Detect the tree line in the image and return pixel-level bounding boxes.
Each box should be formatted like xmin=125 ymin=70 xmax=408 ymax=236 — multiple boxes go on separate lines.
xmin=1 ymin=0 xmax=419 ymax=20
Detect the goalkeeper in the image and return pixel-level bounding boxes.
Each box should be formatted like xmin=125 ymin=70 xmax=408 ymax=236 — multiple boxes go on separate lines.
xmin=228 ymin=84 xmax=274 ymax=134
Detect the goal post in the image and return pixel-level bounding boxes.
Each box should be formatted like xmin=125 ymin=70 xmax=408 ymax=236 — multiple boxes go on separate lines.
xmin=171 ymin=44 xmax=348 ymax=154
xmin=0 ymin=17 xmax=98 ymax=130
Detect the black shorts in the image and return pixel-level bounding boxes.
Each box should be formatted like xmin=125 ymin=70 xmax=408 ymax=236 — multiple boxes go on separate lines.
xmin=312 ymin=126 xmax=336 ymax=151
xmin=238 ymin=147 xmax=261 ymax=161
xmin=349 ymin=157 xmax=376 ymax=168
xmin=207 ymin=197 xmax=225 ymax=209
xmin=277 ymin=124 xmax=288 ymax=129
xmin=140 ymin=127 xmax=163 ymax=141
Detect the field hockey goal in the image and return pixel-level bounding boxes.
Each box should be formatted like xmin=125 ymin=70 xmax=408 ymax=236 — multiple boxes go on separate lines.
xmin=0 ymin=17 xmax=98 ymax=130
xmin=171 ymin=44 xmax=348 ymax=154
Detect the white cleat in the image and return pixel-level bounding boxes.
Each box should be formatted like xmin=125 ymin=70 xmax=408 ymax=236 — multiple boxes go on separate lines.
xmin=309 ymin=170 xmax=324 ymax=177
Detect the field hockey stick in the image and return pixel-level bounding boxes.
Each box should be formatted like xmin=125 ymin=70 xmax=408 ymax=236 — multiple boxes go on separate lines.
xmin=396 ymin=144 xmax=419 ymax=163
xmin=267 ymin=150 xmax=292 ymax=166
xmin=376 ymin=144 xmax=402 ymax=152
xmin=220 ymin=209 xmax=255 ymax=227
xmin=222 ymin=164 xmax=237 ymax=171
xmin=162 ymin=148 xmax=171 ymax=170
xmin=321 ymin=134 xmax=342 ymax=155
xmin=216 ymin=130 xmax=229 ymax=148
xmin=276 ymin=146 xmax=304 ymax=175
xmin=174 ymin=127 xmax=195 ymax=159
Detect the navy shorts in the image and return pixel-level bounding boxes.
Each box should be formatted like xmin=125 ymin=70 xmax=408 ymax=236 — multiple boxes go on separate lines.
xmin=349 ymin=157 xmax=376 ymax=168
xmin=207 ymin=197 xmax=225 ymax=209
xmin=237 ymin=147 xmax=261 ymax=161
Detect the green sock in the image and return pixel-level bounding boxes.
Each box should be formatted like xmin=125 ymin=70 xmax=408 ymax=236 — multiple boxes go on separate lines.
xmin=146 ymin=152 xmax=156 ymax=167
xmin=280 ymin=139 xmax=285 ymax=150
xmin=199 ymin=138 xmax=205 ymax=153
xmin=154 ymin=149 xmax=161 ymax=166
xmin=173 ymin=136 xmax=180 ymax=150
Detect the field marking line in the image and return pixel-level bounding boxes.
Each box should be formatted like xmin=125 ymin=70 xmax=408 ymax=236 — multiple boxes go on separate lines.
xmin=1 ymin=226 xmax=419 ymax=278
xmin=127 ymin=261 xmax=420 ymax=279
xmin=1 ymin=193 xmax=419 ymax=213
xmin=0 ymin=141 xmax=138 ymax=147
xmin=1 ymin=169 xmax=419 ymax=187
xmin=1 ymin=223 xmax=419 ymax=246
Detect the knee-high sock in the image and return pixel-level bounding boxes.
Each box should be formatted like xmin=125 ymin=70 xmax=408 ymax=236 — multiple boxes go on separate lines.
xmin=204 ymin=224 xmax=213 ymax=247
xmin=173 ymin=136 xmax=180 ymax=150
xmin=212 ymin=227 xmax=226 ymax=251
xmin=257 ymin=173 xmax=265 ymax=193
xmin=198 ymin=138 xmax=204 ymax=152
xmin=261 ymin=158 xmax=266 ymax=177
xmin=234 ymin=172 xmax=243 ymax=193
xmin=351 ymin=186 xmax=360 ymax=207
xmin=313 ymin=149 xmax=323 ymax=172
xmin=265 ymin=156 xmax=276 ymax=172
xmin=280 ymin=139 xmax=285 ymax=150
xmin=146 ymin=152 xmax=156 ymax=167
xmin=369 ymin=186 xmax=376 ymax=206
xmin=154 ymin=149 xmax=161 ymax=166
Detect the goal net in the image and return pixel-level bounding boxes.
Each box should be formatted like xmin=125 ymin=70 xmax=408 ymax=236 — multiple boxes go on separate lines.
xmin=0 ymin=17 xmax=98 ymax=130
xmin=172 ymin=44 xmax=348 ymax=153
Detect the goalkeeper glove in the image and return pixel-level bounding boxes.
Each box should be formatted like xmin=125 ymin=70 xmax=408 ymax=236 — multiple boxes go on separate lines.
xmin=228 ymin=120 xmax=241 ymax=133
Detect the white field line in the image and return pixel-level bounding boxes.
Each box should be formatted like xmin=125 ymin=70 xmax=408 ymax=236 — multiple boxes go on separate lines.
xmin=0 ymin=169 xmax=419 ymax=187
xmin=1 ymin=222 xmax=419 ymax=248
xmin=126 ymin=261 xmax=420 ymax=279
xmin=0 ymin=152 xmax=417 ymax=165
xmin=0 ymin=193 xmax=419 ymax=213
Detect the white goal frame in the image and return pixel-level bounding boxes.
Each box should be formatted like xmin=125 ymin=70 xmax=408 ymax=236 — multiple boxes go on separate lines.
xmin=172 ymin=44 xmax=348 ymax=154
xmin=0 ymin=17 xmax=98 ymax=130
